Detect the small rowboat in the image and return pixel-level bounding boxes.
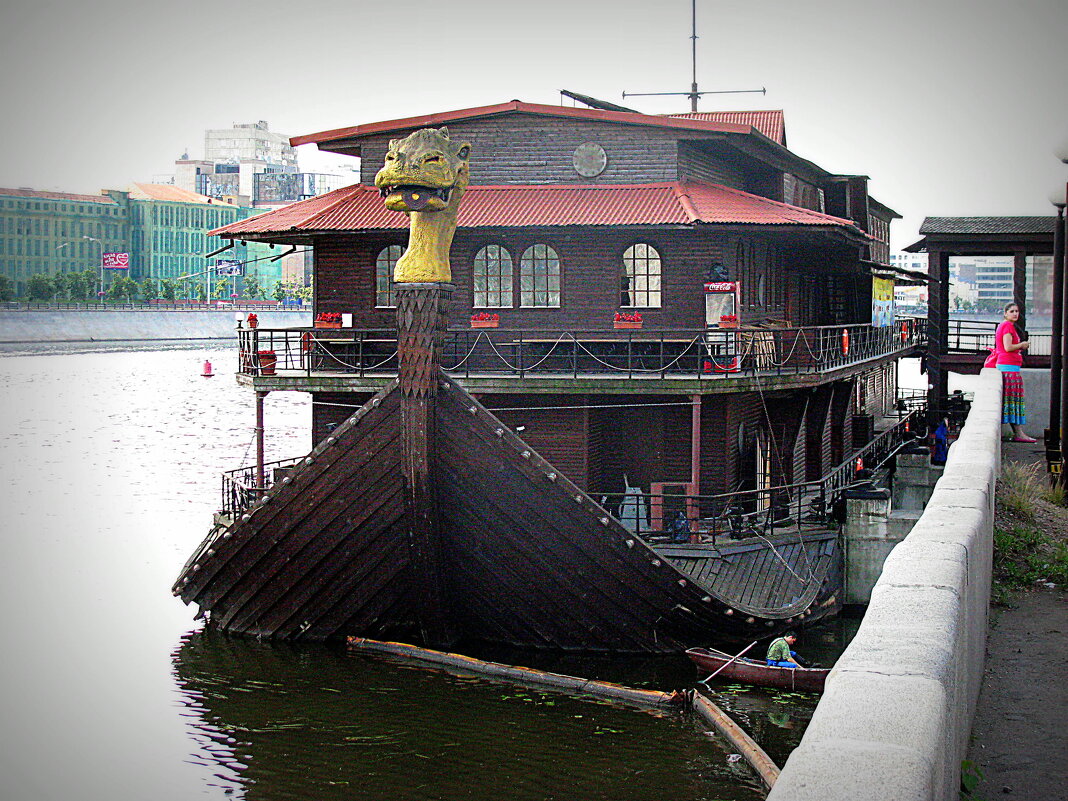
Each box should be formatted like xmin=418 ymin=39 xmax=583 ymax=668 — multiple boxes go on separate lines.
xmin=686 ymin=646 xmax=829 ymax=693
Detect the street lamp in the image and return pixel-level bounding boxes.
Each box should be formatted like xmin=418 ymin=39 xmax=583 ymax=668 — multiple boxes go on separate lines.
xmin=1048 ymin=187 xmax=1066 ymax=481
xmin=83 ymin=236 xmax=104 ymax=300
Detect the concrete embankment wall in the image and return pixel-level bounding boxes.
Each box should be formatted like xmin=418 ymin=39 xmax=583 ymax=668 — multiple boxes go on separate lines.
xmin=0 ymin=309 xmax=311 ymax=343
xmin=769 ymin=369 xmax=1001 ymax=801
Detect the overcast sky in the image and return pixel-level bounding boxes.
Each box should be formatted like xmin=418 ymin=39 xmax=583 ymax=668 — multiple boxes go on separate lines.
xmin=1 ymin=0 xmax=1066 ymax=249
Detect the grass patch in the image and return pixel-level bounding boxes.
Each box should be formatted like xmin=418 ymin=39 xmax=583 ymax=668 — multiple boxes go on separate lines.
xmin=999 ymin=462 xmax=1040 ymax=520
xmin=993 ymin=522 xmax=1068 ymax=595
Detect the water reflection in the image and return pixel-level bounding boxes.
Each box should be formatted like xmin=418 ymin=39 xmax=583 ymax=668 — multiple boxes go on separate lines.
xmin=0 ymin=344 xmax=855 ymax=801
xmin=173 ymin=631 xmax=768 ymax=801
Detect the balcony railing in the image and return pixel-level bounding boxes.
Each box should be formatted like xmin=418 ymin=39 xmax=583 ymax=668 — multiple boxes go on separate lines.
xmin=239 ymin=318 xmax=923 ymax=382
xmin=217 ymin=406 xmax=922 ymax=538
xmin=220 ymin=456 xmax=305 ymax=517
xmin=946 ymin=319 xmax=1051 ymax=356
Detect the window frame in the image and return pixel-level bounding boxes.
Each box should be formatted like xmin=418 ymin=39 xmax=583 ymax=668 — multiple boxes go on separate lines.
xmin=518 ymin=243 xmax=561 ymax=308
xmin=620 ymin=242 xmax=662 ymax=308
xmin=472 ymin=244 xmax=515 ymax=308
xmin=375 ymin=244 xmax=403 ymax=308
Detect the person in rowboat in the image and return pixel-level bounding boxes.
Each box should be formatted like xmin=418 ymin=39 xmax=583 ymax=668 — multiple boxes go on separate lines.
xmin=766 ymin=632 xmax=804 ymax=668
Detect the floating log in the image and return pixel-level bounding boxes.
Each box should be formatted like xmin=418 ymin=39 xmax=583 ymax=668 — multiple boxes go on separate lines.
xmin=692 ymin=691 xmax=780 ymax=791
xmin=347 ymin=636 xmax=780 ymax=790
xmin=347 ymin=636 xmax=682 ymax=709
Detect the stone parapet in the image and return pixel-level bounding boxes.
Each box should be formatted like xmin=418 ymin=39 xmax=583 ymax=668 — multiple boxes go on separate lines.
xmin=768 ymin=368 xmax=1000 ymax=801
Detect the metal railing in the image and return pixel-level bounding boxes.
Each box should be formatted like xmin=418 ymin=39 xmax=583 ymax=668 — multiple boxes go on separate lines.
xmin=598 ymin=409 xmax=921 ymax=544
xmin=220 ymin=456 xmax=305 ymax=517
xmin=946 ymin=319 xmax=1051 ymax=356
xmin=217 ymin=408 xmax=923 ymax=537
xmin=238 ymin=318 xmax=924 ymax=381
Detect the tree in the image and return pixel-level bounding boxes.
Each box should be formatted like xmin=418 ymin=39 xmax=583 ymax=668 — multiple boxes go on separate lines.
xmin=194 ymin=282 xmax=206 ymax=302
xmin=272 ymin=280 xmax=286 ymax=303
xmin=139 ymin=277 xmax=156 ymax=302
xmin=106 ymin=276 xmax=137 ymax=303
xmin=71 ymin=270 xmax=96 ymax=302
xmin=27 ymin=274 xmax=55 ymax=301
xmin=160 ymin=278 xmax=177 ymax=301
xmin=243 ymin=275 xmax=263 ymax=300
xmin=0 ymin=275 xmax=14 ymax=302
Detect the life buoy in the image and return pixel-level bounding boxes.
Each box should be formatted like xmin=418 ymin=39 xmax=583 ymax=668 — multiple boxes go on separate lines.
xmin=855 ymin=457 xmax=864 ymax=473
xmin=900 ymin=321 xmax=908 ymax=343
xmin=841 ymin=329 xmax=850 ymax=356
xmin=301 ymin=331 xmax=312 ymax=353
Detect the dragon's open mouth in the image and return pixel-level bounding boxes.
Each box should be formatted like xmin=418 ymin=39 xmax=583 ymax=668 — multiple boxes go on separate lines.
xmin=379 ymin=184 xmax=452 ymax=211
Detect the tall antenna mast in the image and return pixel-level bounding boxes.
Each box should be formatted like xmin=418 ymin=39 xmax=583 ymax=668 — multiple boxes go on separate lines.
xmin=624 ymin=0 xmax=766 ymax=112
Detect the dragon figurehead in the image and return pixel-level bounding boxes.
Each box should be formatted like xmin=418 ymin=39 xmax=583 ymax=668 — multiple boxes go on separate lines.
xmin=375 ymin=127 xmax=471 ymax=283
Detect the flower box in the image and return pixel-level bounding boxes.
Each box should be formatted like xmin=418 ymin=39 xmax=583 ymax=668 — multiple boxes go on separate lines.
xmin=614 ymin=321 xmax=643 ymax=329
xmin=718 ymin=320 xmax=739 ymax=330
xmin=257 ymin=350 xmax=277 ymax=375
xmin=314 ymin=321 xmax=342 ymax=329
xmin=470 ymin=320 xmax=499 ymax=328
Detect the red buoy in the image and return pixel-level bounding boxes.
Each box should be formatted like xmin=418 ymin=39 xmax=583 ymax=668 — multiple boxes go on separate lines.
xmin=201 ymin=360 xmax=214 ymax=378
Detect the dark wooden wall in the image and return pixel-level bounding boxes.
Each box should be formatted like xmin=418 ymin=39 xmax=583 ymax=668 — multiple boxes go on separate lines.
xmin=312 ymin=391 xmax=373 ymax=443
xmin=357 ymin=115 xmax=683 ymax=186
xmin=315 ymin=227 xmax=726 ymax=330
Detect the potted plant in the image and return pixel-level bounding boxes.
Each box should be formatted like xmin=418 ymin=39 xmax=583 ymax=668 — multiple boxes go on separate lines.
xmin=257 ymin=349 xmax=277 ymax=375
xmin=613 ymin=311 xmax=643 ymax=329
xmin=719 ymin=314 xmax=739 ymax=329
xmin=247 ymin=312 xmax=259 ymax=329
xmin=315 ymin=312 xmax=343 ymax=329
xmin=470 ymin=312 xmax=500 ymax=329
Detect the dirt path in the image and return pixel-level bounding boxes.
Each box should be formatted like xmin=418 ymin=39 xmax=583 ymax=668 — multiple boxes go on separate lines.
xmin=966 ymin=439 xmax=1068 ymax=801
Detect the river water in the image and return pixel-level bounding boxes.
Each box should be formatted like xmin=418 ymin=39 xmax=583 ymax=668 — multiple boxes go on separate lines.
xmin=0 ymin=344 xmax=853 ymax=801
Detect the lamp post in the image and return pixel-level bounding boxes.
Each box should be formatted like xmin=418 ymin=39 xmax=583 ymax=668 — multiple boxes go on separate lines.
xmin=1049 ymin=190 xmax=1065 ymax=481
xmin=83 ymin=236 xmax=104 ymax=301
xmin=1049 ymin=139 xmax=1068 ymax=486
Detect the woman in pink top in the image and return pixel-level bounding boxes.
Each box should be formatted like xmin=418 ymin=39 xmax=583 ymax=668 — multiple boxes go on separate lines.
xmin=995 ymin=302 xmax=1034 ymax=443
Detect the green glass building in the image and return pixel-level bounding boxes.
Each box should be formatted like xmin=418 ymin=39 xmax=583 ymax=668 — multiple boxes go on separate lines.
xmin=0 ymin=185 xmax=279 ymax=298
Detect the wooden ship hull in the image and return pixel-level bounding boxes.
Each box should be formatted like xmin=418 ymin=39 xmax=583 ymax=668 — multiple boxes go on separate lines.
xmin=174 ymin=289 xmax=842 ymax=654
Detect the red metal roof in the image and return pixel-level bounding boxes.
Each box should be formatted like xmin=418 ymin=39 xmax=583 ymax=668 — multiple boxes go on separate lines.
xmin=290 ymin=101 xmax=753 ymax=149
xmin=211 ymin=181 xmax=863 ymax=238
xmin=668 ymin=111 xmax=786 ymax=146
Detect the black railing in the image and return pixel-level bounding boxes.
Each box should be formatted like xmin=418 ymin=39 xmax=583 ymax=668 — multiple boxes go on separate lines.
xmin=220 ymin=456 xmax=305 ymax=517
xmin=217 ymin=409 xmax=924 ymax=537
xmin=238 ymin=318 xmax=924 ymax=381
xmin=598 ymin=409 xmax=921 ymax=545
xmin=946 ymin=319 xmax=1050 ymax=357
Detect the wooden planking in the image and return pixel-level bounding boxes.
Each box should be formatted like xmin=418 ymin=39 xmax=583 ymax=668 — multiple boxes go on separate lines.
xmin=185 ymin=389 xmax=403 ymax=609
xmin=177 ymin=385 xmax=414 ymax=639
xmin=432 ymin=377 xmax=758 ymax=652
xmin=658 ymin=533 xmax=837 ymax=617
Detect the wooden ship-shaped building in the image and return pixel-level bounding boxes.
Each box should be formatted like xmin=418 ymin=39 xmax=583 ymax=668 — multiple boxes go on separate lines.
xmin=174 ymin=99 xmax=923 ymax=653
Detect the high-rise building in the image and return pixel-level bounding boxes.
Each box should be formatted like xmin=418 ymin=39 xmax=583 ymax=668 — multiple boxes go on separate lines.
xmin=174 ymin=121 xmax=347 ymax=209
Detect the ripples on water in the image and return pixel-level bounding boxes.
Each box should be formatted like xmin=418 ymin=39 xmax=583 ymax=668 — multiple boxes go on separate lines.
xmin=0 ymin=344 xmax=844 ymax=801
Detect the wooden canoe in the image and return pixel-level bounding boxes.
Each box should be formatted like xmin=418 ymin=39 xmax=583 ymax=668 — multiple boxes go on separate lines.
xmin=686 ymin=646 xmax=829 ymax=693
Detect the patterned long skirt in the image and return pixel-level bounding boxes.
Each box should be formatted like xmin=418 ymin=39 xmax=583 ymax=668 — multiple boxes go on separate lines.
xmin=1001 ymin=369 xmax=1026 ymax=425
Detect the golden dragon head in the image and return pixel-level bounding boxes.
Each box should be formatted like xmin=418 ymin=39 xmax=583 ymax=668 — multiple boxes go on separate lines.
xmin=374 ymin=127 xmax=471 ymax=283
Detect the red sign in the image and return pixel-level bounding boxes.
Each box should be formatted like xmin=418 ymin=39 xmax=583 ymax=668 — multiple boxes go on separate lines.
xmin=704 ymin=281 xmax=737 ymax=292
xmin=103 ymin=252 xmax=130 ymax=269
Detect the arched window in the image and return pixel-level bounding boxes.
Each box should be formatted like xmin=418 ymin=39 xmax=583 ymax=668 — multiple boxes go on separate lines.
xmin=473 ymin=245 xmax=513 ymax=308
xmin=519 ymin=244 xmax=560 ymax=307
xmin=375 ymin=245 xmax=403 ymax=308
xmin=621 ymin=243 xmax=662 ymax=307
